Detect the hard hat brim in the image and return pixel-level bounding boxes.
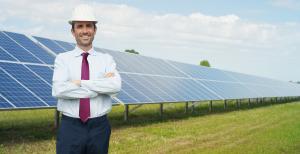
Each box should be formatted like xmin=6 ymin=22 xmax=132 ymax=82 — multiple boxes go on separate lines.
xmin=68 ymin=20 xmax=98 ymax=25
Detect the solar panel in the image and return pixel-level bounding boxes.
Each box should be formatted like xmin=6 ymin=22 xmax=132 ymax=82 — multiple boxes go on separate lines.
xmin=0 ymin=65 xmax=47 ymax=108
xmin=0 ymin=62 xmax=56 ymax=106
xmin=0 ymin=94 xmax=14 ymax=108
xmin=112 ymin=54 xmax=185 ymax=77
xmin=199 ymin=80 xmax=258 ymax=99
xmin=33 ymin=36 xmax=66 ymax=54
xmin=242 ymin=84 xmax=279 ymax=98
xmin=223 ymin=70 xmax=300 ymax=97
xmin=0 ymin=46 xmax=16 ymax=61
xmin=3 ymin=31 xmax=55 ymax=64
xmin=119 ymin=79 xmax=152 ymax=103
xmin=53 ymin=40 xmax=75 ymax=51
xmin=223 ymin=70 xmax=272 ymax=85
xmin=121 ymin=74 xmax=165 ymax=102
xmin=25 ymin=65 xmax=53 ymax=85
xmin=272 ymin=82 xmax=300 ymax=97
xmin=116 ymin=73 xmax=222 ymax=104
xmin=168 ymin=60 xmax=236 ymax=81
xmin=164 ymin=60 xmax=263 ymax=100
xmin=129 ymin=75 xmax=178 ymax=102
xmin=0 ymin=32 xmax=43 ymax=63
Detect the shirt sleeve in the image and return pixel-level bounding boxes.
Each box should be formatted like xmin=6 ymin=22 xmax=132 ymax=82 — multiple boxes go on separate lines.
xmin=81 ymin=54 xmax=122 ymax=95
xmin=52 ymin=54 xmax=98 ymax=99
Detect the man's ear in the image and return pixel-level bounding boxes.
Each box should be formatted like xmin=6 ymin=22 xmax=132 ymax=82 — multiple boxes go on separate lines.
xmin=71 ymin=29 xmax=75 ymax=37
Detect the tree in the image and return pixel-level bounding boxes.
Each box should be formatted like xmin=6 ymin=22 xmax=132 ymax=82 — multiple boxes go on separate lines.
xmin=199 ymin=60 xmax=211 ymax=67
xmin=125 ymin=49 xmax=139 ymax=54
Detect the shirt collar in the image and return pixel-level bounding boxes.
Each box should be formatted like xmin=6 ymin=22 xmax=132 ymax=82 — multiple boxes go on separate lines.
xmin=73 ymin=45 xmax=97 ymax=57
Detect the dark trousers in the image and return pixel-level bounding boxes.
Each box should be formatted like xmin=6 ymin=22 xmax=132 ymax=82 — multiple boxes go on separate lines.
xmin=56 ymin=114 xmax=111 ymax=154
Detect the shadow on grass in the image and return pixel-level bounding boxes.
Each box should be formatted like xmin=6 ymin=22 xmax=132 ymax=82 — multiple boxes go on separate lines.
xmin=0 ymin=100 xmax=297 ymax=145
xmin=0 ymin=116 xmax=56 ymax=145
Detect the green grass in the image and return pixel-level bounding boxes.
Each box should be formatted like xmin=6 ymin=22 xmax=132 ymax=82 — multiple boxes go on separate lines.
xmin=0 ymin=100 xmax=299 ymax=154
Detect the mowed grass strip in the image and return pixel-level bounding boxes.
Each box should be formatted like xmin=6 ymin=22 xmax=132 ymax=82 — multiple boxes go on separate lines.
xmin=0 ymin=101 xmax=299 ymax=154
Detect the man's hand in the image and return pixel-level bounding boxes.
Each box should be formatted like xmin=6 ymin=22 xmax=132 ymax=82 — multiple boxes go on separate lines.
xmin=104 ymin=72 xmax=115 ymax=78
xmin=71 ymin=80 xmax=81 ymax=86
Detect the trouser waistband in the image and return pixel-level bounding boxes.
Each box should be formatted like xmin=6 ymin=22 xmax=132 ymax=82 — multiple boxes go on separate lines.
xmin=61 ymin=114 xmax=107 ymax=123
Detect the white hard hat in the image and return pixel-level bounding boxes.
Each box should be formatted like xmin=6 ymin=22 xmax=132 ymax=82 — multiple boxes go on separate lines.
xmin=69 ymin=4 xmax=98 ymax=24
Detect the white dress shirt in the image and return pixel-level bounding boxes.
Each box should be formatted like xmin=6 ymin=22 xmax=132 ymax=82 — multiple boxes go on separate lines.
xmin=52 ymin=46 xmax=121 ymax=118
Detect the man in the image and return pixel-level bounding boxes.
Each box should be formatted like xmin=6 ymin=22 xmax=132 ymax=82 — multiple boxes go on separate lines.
xmin=52 ymin=4 xmax=121 ymax=154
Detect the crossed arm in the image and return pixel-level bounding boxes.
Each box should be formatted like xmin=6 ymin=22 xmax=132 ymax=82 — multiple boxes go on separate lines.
xmin=52 ymin=54 xmax=122 ymax=99
xmin=71 ymin=72 xmax=115 ymax=86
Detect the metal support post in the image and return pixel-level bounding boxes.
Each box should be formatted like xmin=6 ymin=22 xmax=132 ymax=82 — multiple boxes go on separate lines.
xmin=54 ymin=109 xmax=60 ymax=129
xmin=124 ymin=105 xmax=129 ymax=121
xmin=248 ymin=98 xmax=251 ymax=107
xmin=209 ymin=100 xmax=213 ymax=112
xmin=260 ymin=98 xmax=262 ymax=104
xmin=280 ymin=97 xmax=282 ymax=103
xmin=185 ymin=102 xmax=189 ymax=114
xmin=236 ymin=99 xmax=239 ymax=108
xmin=159 ymin=103 xmax=163 ymax=117
xmin=224 ymin=100 xmax=227 ymax=110
xmin=191 ymin=102 xmax=195 ymax=113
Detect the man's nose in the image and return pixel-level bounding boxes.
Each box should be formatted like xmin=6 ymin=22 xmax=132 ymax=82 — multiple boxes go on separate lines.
xmin=82 ymin=26 xmax=88 ymax=34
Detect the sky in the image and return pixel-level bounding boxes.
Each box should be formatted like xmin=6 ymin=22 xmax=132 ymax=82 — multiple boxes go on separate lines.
xmin=0 ymin=0 xmax=299 ymax=82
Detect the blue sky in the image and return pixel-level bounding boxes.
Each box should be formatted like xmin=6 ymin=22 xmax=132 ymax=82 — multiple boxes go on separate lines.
xmin=95 ymin=0 xmax=300 ymax=22
xmin=0 ymin=0 xmax=300 ymax=82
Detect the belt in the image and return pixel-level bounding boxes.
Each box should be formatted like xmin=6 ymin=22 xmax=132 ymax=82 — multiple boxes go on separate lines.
xmin=61 ymin=114 xmax=107 ymax=123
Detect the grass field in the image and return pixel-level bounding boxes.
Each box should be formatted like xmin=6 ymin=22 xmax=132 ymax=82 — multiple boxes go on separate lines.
xmin=0 ymin=100 xmax=299 ymax=154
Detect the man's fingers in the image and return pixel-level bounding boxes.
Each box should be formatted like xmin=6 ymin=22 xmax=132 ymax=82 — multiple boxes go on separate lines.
xmin=104 ymin=72 xmax=115 ymax=78
xmin=71 ymin=80 xmax=81 ymax=86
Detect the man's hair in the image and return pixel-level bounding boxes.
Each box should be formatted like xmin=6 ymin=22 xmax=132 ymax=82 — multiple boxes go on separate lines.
xmin=71 ymin=22 xmax=97 ymax=31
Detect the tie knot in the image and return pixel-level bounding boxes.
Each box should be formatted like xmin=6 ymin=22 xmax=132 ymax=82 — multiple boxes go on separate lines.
xmin=81 ymin=52 xmax=89 ymax=59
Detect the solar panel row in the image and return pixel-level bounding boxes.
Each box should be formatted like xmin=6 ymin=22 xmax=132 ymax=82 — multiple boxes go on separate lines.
xmin=0 ymin=62 xmax=55 ymax=107
xmin=0 ymin=30 xmax=300 ymax=110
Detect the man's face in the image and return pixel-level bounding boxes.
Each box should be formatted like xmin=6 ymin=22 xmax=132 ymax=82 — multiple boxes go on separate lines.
xmin=72 ymin=21 xmax=96 ymax=48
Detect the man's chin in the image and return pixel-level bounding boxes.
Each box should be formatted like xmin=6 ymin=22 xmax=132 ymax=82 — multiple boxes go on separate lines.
xmin=79 ymin=41 xmax=92 ymax=46
xmin=77 ymin=43 xmax=92 ymax=48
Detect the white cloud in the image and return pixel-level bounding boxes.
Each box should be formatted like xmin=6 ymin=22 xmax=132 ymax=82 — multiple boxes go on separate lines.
xmin=0 ymin=1 xmax=286 ymax=45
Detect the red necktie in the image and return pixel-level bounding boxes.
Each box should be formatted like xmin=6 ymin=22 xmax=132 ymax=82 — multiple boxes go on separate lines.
xmin=79 ymin=52 xmax=90 ymax=122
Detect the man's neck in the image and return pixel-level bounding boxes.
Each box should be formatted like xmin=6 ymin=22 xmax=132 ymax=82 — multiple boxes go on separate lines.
xmin=77 ymin=45 xmax=92 ymax=52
